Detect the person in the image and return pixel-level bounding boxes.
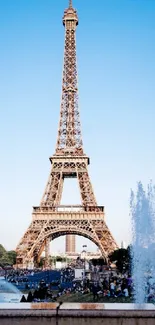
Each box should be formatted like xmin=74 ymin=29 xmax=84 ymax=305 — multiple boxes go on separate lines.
xmin=127 ymin=275 xmax=132 ymax=297
xmin=110 ymin=280 xmax=115 ymax=297
xmin=116 ymin=283 xmax=122 ymax=297
xmin=92 ymin=282 xmax=98 ymax=301
xmin=123 ymin=287 xmax=129 ymax=297
xmin=27 ymin=291 xmax=33 ymax=302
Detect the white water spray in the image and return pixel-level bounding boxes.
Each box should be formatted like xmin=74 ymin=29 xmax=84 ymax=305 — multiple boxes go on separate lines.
xmin=130 ymin=181 xmax=155 ymax=303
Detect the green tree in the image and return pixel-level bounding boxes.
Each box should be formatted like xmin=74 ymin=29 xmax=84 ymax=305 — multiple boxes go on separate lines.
xmin=0 ymin=244 xmax=6 ymax=259
xmin=0 ymin=253 xmax=10 ymax=266
xmin=39 ymin=257 xmax=45 ymax=267
xmin=91 ymin=258 xmax=106 ymax=266
xmin=7 ymin=251 xmax=17 ymax=265
xmin=0 ymin=245 xmax=17 ymax=267
xmin=109 ymin=248 xmax=131 ymax=273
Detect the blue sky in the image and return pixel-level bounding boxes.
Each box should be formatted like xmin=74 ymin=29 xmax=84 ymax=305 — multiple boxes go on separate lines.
xmin=0 ymin=0 xmax=155 ymax=253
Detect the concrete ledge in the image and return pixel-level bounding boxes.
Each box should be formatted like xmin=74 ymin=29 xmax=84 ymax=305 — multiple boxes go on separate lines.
xmin=1 ymin=310 xmax=154 ymax=318
xmin=0 ymin=303 xmax=154 ymax=325
xmin=0 ymin=303 xmax=154 ymax=315
xmin=58 ymin=309 xmax=155 ymax=318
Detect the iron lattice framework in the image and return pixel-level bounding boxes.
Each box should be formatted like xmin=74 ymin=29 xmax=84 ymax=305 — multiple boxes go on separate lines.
xmin=16 ymin=1 xmax=118 ymax=268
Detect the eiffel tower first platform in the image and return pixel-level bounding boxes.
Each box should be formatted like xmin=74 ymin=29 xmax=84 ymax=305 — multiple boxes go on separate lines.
xmin=16 ymin=0 xmax=118 ymax=268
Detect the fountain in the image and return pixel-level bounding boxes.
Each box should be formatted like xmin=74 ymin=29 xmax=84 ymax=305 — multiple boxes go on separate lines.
xmin=130 ymin=181 xmax=155 ymax=304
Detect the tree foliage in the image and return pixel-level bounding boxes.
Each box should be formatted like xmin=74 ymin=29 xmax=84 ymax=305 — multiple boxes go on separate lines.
xmin=0 ymin=245 xmax=6 ymax=259
xmin=7 ymin=251 xmax=17 ymax=265
xmin=0 ymin=245 xmax=16 ymax=267
xmin=91 ymin=258 xmax=107 ymax=266
xmin=109 ymin=247 xmax=131 ymax=273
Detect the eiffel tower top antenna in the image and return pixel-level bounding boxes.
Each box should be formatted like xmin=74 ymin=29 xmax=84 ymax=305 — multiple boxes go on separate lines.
xmin=69 ymin=0 xmax=73 ymax=7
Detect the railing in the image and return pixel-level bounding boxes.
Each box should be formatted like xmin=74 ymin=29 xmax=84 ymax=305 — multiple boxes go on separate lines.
xmin=33 ymin=205 xmax=104 ymax=213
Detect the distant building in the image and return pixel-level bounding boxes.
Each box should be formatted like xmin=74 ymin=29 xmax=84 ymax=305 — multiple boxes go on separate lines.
xmin=66 ymin=235 xmax=76 ymax=254
xmin=50 ymin=251 xmax=102 ymax=260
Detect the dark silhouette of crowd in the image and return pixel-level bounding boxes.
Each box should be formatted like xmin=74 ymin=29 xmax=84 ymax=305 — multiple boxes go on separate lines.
xmin=91 ymin=274 xmax=133 ymax=301
xmin=20 ymin=273 xmax=134 ymax=303
xmin=2 ymin=266 xmax=155 ymax=303
xmin=5 ymin=268 xmax=41 ymax=283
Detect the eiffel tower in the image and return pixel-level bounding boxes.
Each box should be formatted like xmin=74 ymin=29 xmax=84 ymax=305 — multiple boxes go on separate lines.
xmin=16 ymin=0 xmax=118 ymax=268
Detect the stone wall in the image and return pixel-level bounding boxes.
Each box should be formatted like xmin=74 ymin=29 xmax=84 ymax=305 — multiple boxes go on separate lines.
xmin=0 ymin=303 xmax=154 ymax=325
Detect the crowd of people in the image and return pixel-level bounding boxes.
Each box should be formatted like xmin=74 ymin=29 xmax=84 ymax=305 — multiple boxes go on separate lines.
xmin=5 ymin=268 xmax=40 ymax=279
xmin=1 ymin=264 xmax=155 ymax=303
xmin=4 ymin=268 xmax=41 ymax=286
xmin=60 ymin=268 xmax=74 ymax=283
xmin=18 ymin=271 xmax=154 ymax=303
xmin=91 ymin=273 xmax=155 ymax=302
xmin=91 ymin=274 xmax=132 ymax=300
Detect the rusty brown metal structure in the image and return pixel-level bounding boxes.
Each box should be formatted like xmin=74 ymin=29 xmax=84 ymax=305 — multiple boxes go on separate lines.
xmin=16 ymin=0 xmax=118 ymax=268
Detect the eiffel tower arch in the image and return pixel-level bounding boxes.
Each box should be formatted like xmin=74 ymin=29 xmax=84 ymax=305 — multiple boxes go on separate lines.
xmin=16 ymin=0 xmax=118 ymax=268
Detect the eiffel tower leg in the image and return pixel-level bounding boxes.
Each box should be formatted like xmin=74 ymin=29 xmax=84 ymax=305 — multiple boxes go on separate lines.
xmin=44 ymin=237 xmax=50 ymax=268
xmin=41 ymin=171 xmax=64 ymax=206
xmin=77 ymin=163 xmax=97 ymax=207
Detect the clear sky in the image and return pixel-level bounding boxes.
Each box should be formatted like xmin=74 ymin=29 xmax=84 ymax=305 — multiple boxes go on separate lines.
xmin=0 ymin=0 xmax=155 ymax=254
